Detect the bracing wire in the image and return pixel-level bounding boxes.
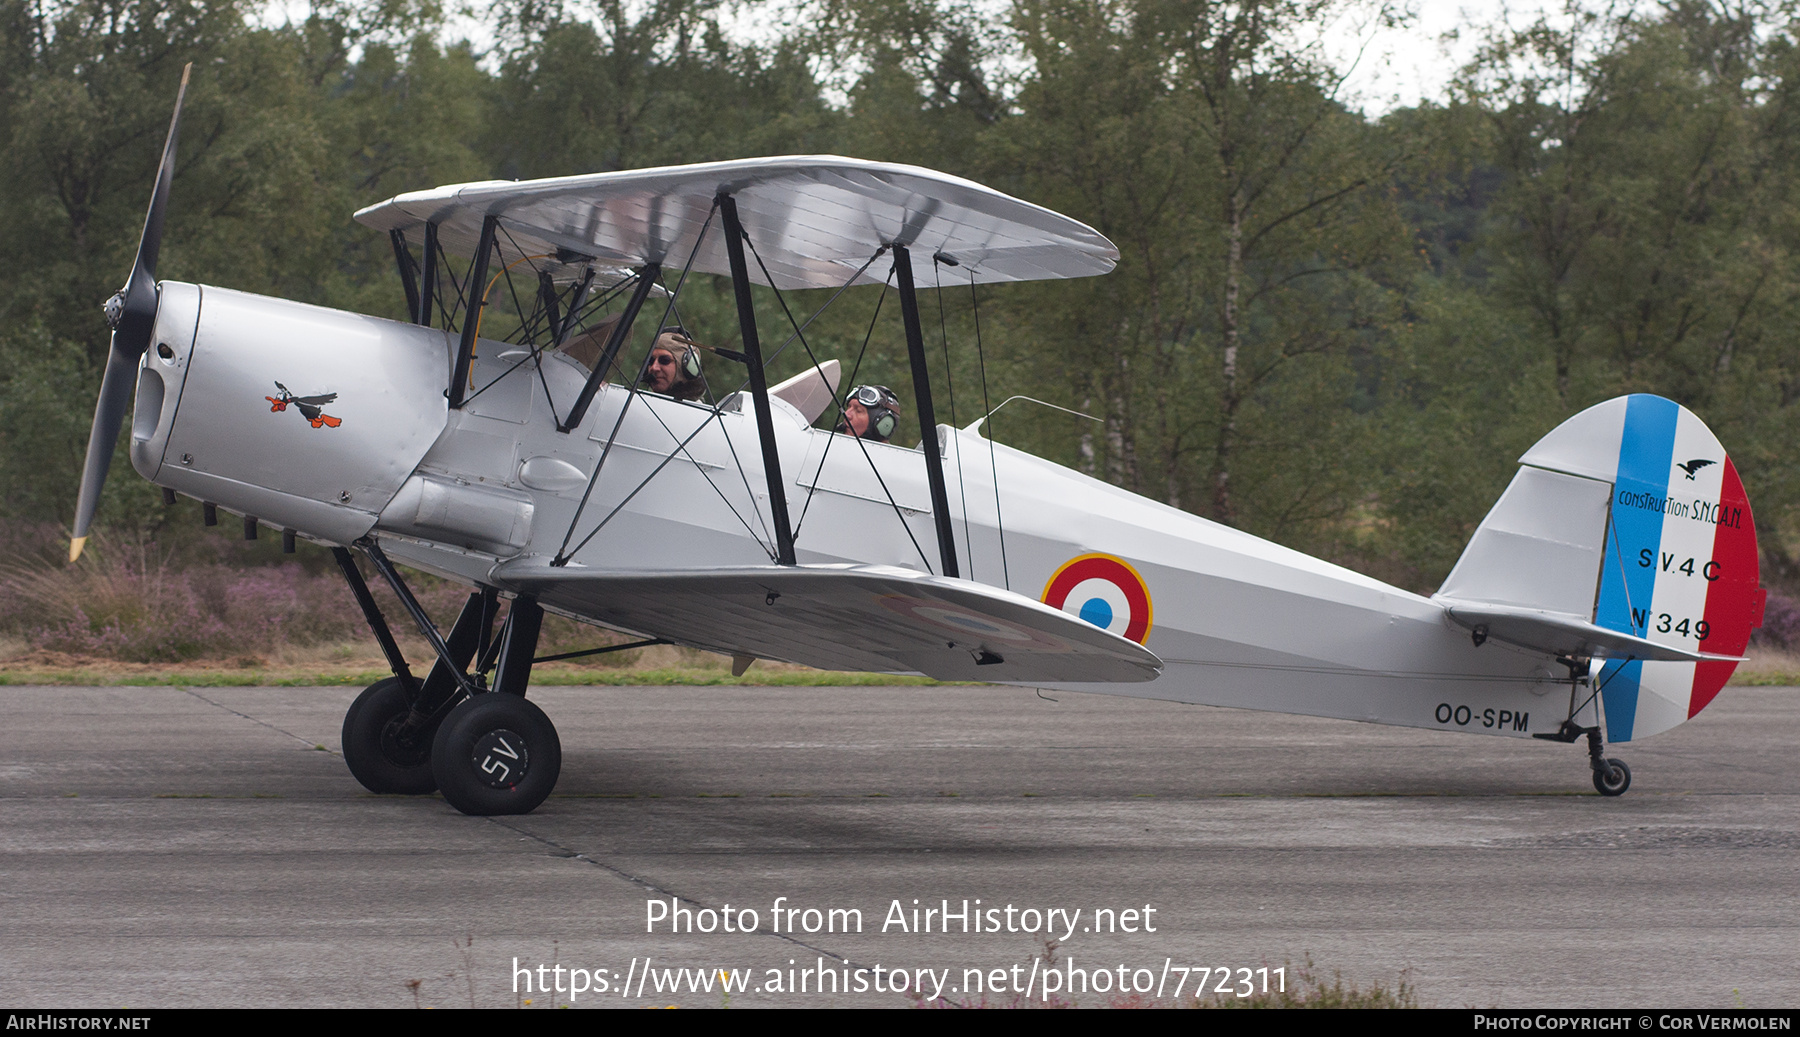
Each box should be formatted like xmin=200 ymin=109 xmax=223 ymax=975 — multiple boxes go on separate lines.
xmin=431 ymin=232 xmax=469 ymax=334
xmin=555 ymin=204 xmax=718 ymax=564
xmin=556 ymin=232 xmax=910 ymax=569
xmin=795 ymin=280 xmax=888 ymax=536
xmin=759 ymin=249 xmax=890 ymax=370
xmin=935 ymin=256 xmax=973 ymax=581
xmin=668 ymin=287 xmax=774 ymax=552
xmin=633 ymin=400 xmax=777 ymax=557
xmin=458 ymin=228 xmax=567 ymax=412
xmin=739 ymin=241 xmax=932 ymax=571
xmin=563 ymin=409 xmax=753 ymax=562
xmin=970 ymin=271 xmax=1009 ymax=590
xmin=775 ymin=268 xmax=932 ymax=574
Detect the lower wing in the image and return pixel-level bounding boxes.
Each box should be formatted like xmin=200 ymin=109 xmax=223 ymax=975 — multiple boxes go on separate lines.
xmin=493 ymin=562 xmax=1164 ymax=683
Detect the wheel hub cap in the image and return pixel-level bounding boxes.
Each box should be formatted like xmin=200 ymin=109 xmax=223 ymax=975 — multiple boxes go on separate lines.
xmin=472 ymin=729 xmax=530 ymax=789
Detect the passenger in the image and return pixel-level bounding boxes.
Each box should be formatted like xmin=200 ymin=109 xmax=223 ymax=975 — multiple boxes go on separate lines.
xmin=836 ymin=384 xmax=901 ymax=443
xmin=640 ymin=328 xmax=706 ymax=401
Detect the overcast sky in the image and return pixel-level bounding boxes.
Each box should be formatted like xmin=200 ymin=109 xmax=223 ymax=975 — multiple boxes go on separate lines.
xmin=1322 ymin=1 xmax=1552 ymax=113
xmin=268 ymin=0 xmax=1578 ymax=116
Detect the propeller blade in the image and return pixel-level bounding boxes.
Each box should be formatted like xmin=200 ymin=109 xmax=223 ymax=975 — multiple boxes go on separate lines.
xmin=69 ymin=336 xmax=141 ymax=561
xmin=70 ymin=62 xmax=191 ymax=563
xmin=120 ymin=62 xmax=191 ymax=338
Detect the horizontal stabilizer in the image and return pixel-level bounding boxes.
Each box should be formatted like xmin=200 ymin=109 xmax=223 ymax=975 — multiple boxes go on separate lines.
xmin=493 ymin=562 xmax=1164 ymax=683
xmin=1439 ymin=600 xmax=1745 ymax=664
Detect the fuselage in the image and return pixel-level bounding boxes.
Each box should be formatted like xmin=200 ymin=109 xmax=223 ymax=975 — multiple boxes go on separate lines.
xmin=132 ymin=283 xmax=1574 ymax=742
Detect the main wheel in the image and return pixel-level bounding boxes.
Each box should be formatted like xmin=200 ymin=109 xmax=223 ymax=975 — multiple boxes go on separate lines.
xmin=342 ymin=678 xmax=438 ymax=794
xmin=430 ymin=694 xmax=561 ymax=816
xmin=1593 ymin=757 xmax=1632 ymax=797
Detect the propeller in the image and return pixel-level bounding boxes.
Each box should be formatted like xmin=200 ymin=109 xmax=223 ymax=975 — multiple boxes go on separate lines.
xmin=70 ymin=63 xmax=191 ymax=563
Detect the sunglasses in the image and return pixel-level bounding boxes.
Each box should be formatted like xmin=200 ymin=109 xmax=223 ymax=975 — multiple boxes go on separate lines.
xmin=648 ymin=355 xmax=676 ymax=366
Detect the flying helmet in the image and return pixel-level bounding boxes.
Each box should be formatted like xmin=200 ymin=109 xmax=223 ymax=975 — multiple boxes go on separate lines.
xmin=653 ymin=326 xmax=704 ymax=379
xmin=844 ymin=384 xmax=901 ymax=441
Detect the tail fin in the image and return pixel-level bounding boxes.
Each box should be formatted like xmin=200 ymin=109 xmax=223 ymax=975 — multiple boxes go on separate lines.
xmin=1435 ymin=395 xmax=1763 ymax=740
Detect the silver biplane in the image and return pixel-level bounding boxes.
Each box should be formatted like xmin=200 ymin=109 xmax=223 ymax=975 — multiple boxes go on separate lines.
xmin=74 ymin=71 xmax=1766 ymax=814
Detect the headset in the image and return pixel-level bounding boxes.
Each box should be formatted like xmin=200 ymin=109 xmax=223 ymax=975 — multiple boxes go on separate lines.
xmin=653 ymin=326 xmax=703 ymax=380
xmin=848 ymin=384 xmax=900 ymax=440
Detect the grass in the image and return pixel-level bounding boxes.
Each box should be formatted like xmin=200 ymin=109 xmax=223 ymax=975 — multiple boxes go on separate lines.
xmin=0 ymin=652 xmax=949 ymax=687
xmin=6 ymin=527 xmax=1800 ymax=688
xmin=0 ymin=533 xmax=955 ymax=687
xmin=1725 ymin=647 xmax=1800 ymax=686
xmin=7 ymin=644 xmax=1797 ymax=689
xmin=8 ymin=623 xmax=1795 ymax=688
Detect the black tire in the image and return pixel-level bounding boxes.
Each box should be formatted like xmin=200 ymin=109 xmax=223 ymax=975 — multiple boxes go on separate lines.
xmin=1593 ymin=757 xmax=1632 ymax=797
xmin=342 ymin=678 xmax=439 ymax=795
xmin=430 ymin=694 xmax=561 ymax=816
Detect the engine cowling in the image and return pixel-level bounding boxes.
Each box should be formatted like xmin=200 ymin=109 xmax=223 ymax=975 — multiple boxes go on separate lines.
xmin=131 ymin=284 xmax=450 ymax=544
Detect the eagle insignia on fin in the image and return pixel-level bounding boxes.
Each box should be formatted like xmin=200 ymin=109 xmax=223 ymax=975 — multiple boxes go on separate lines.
xmin=1675 ymin=458 xmax=1715 ymax=480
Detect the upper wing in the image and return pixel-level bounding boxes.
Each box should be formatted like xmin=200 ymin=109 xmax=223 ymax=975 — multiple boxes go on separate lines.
xmin=493 ymin=562 xmax=1163 ymax=683
xmin=353 ymin=156 xmax=1118 ymax=290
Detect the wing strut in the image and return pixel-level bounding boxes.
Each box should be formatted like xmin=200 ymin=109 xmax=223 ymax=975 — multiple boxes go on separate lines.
xmin=448 ymin=214 xmax=498 ymax=408
xmin=893 ymin=243 xmax=959 ymax=578
xmin=554 ymin=266 xmax=595 ymax=347
xmin=560 ymin=263 xmax=661 ymax=432
xmin=418 ymin=222 xmax=438 ymax=327
xmin=719 ymin=193 xmax=797 ymax=565
xmin=390 ymin=230 xmax=421 ymax=324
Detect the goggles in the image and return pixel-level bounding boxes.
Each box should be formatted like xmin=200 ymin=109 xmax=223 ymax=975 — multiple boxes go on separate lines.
xmin=846 ymin=385 xmax=900 ymax=439
xmin=850 ymin=385 xmax=899 ymax=409
xmin=647 ymin=327 xmax=703 ymax=379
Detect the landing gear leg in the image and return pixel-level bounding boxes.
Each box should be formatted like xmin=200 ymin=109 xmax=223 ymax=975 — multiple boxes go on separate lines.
xmin=432 ymin=597 xmax=561 ymax=816
xmin=1532 ymin=653 xmax=1630 ymax=797
xmin=333 ymin=544 xmax=495 ymax=794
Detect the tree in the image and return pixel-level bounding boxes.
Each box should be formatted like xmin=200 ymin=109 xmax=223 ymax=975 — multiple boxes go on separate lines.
xmin=483 ymin=0 xmax=838 ymax=177
xmin=0 ymin=0 xmax=488 ymax=523
xmin=995 ymin=0 xmax=1411 ymax=550
xmin=1452 ymin=0 xmax=1800 ymax=581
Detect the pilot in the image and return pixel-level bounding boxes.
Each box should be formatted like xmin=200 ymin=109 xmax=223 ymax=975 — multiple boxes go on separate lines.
xmin=640 ymin=328 xmax=706 ymax=401
xmin=836 ymin=384 xmax=901 ymax=443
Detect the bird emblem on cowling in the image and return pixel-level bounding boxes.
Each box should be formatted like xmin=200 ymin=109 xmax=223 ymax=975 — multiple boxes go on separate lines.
xmin=265 ymin=381 xmax=342 ymax=428
xmin=1675 ymin=458 xmax=1716 ymax=481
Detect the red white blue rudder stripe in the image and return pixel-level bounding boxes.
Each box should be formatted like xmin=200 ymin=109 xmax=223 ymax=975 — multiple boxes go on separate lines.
xmin=1524 ymin=395 xmax=1763 ymax=741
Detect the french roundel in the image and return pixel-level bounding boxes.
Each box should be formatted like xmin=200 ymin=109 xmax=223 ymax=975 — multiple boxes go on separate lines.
xmin=1041 ymin=554 xmax=1153 ymax=644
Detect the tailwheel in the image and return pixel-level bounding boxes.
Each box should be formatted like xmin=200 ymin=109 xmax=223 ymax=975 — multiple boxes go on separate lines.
xmin=1593 ymin=757 xmax=1632 ymax=797
xmin=342 ymin=678 xmax=439 ymax=794
xmin=1585 ymin=727 xmax=1631 ymax=797
xmin=431 ymin=694 xmax=561 ymax=816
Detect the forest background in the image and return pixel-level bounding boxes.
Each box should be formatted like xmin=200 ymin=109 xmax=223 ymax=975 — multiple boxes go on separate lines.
xmin=5 ymin=0 xmax=1800 ymax=680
